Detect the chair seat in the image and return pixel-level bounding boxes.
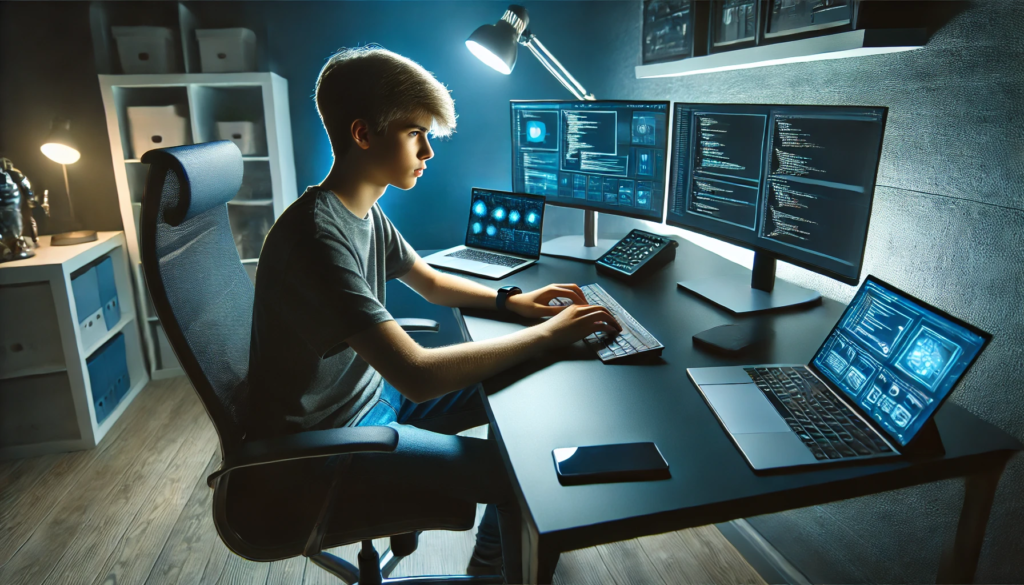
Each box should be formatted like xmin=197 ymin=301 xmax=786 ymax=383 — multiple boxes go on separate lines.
xmin=216 ymin=456 xmax=475 ymax=561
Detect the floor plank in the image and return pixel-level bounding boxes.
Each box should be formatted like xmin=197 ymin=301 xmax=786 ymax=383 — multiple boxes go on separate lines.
xmin=3 ymin=377 xmax=768 ymax=585
xmin=146 ymin=454 xmax=223 ymax=585
xmin=0 ymin=381 xmax=192 ymax=585
xmin=0 ymin=375 xmax=168 ymax=567
xmin=42 ymin=380 xmax=210 ymax=584
xmin=91 ymin=385 xmax=219 ymax=585
xmin=639 ymin=526 xmax=765 ymax=585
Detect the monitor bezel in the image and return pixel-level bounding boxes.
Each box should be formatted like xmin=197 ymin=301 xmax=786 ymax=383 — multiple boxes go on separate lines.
xmin=665 ymin=102 xmax=889 ymax=286
xmin=807 ymin=274 xmax=993 ymax=448
xmin=509 ymin=99 xmax=672 ymax=224
xmin=464 ymin=187 xmax=548 ymax=260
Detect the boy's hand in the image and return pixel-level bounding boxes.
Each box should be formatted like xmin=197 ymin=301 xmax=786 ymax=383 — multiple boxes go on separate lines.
xmin=505 ymin=283 xmax=587 ymax=319
xmin=541 ymin=303 xmax=622 ymax=348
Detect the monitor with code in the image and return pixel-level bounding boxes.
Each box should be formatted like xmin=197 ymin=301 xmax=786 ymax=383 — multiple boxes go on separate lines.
xmin=667 ymin=103 xmax=887 ymax=284
xmin=812 ymin=278 xmax=989 ymax=446
xmin=511 ymin=100 xmax=670 ymax=222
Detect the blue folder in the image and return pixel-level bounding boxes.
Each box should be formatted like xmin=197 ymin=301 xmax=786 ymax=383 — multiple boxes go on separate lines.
xmin=71 ymin=266 xmax=101 ymax=325
xmin=86 ymin=338 xmax=110 ymax=423
xmin=96 ymin=257 xmax=120 ymax=329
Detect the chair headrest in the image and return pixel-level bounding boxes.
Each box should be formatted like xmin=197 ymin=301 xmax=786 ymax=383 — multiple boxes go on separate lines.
xmin=141 ymin=141 xmax=243 ymax=226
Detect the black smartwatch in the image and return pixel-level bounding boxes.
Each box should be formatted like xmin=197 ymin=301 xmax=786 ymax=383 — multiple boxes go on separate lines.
xmin=496 ymin=286 xmax=522 ymax=312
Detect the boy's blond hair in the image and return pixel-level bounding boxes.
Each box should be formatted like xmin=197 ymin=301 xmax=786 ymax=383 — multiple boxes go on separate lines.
xmin=315 ymin=45 xmax=456 ymax=155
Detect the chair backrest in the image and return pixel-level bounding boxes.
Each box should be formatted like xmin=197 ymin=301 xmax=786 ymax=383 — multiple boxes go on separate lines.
xmin=139 ymin=141 xmax=251 ymax=453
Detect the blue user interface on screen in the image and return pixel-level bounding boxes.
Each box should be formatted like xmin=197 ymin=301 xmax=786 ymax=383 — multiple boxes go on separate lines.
xmin=464 ymin=189 xmax=544 ymax=258
xmin=812 ymin=280 xmax=986 ymax=446
xmin=511 ymin=101 xmax=669 ymax=222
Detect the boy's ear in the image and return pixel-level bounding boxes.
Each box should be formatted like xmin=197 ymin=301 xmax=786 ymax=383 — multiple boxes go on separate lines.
xmin=350 ymin=119 xmax=372 ymax=150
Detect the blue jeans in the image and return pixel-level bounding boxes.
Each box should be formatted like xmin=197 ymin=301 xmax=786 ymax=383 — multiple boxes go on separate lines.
xmin=353 ymin=381 xmax=519 ymax=581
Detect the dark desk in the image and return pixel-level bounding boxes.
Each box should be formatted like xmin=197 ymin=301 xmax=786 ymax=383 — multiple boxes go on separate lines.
xmin=436 ymin=239 xmax=1021 ymax=584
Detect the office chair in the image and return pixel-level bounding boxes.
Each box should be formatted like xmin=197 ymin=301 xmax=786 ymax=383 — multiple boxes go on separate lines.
xmin=139 ymin=141 xmax=504 ymax=585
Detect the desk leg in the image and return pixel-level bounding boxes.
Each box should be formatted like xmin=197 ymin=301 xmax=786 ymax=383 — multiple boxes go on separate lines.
xmin=936 ymin=462 xmax=1006 ymax=584
xmin=522 ymin=522 xmax=560 ymax=584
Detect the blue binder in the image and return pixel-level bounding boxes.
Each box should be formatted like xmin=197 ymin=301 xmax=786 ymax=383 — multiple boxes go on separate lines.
xmin=96 ymin=257 xmax=120 ymax=330
xmin=110 ymin=334 xmax=130 ymax=403
xmin=86 ymin=339 xmax=110 ymax=423
xmin=71 ymin=266 xmax=101 ymax=325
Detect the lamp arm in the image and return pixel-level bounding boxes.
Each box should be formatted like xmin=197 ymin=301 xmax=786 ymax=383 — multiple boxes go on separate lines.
xmin=521 ymin=33 xmax=595 ymax=101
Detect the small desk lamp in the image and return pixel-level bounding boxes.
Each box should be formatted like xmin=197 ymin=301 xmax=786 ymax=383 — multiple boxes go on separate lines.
xmin=40 ymin=117 xmax=97 ymax=245
xmin=468 ymin=5 xmax=618 ymax=261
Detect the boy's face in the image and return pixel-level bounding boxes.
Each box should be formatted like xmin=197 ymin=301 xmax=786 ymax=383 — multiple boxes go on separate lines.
xmin=359 ymin=113 xmax=435 ymax=191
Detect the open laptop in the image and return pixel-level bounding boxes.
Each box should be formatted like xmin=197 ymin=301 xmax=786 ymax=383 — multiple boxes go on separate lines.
xmin=422 ymin=188 xmax=545 ymax=279
xmin=688 ymin=276 xmax=991 ymax=471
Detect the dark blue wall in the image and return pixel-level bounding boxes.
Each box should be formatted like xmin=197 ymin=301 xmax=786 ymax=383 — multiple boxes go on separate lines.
xmin=257 ymin=1 xmax=625 ymax=251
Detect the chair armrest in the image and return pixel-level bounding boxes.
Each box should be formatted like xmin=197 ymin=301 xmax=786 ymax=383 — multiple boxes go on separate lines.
xmin=207 ymin=426 xmax=398 ymax=487
xmin=395 ymin=318 xmax=440 ymax=333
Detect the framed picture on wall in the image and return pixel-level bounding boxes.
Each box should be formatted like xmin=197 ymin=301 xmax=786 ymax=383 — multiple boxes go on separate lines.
xmin=642 ymin=0 xmax=696 ymax=64
xmin=764 ymin=0 xmax=855 ymax=41
xmin=709 ymin=0 xmax=762 ymax=53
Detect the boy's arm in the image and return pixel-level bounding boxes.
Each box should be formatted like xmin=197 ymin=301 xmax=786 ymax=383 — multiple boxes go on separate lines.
xmin=399 ymin=258 xmax=588 ymax=316
xmin=346 ymin=302 xmax=621 ymax=404
xmin=399 ymin=258 xmax=501 ymax=310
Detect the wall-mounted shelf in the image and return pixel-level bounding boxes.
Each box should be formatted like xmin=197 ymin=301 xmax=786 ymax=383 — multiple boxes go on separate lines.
xmin=636 ymin=28 xmax=926 ymax=78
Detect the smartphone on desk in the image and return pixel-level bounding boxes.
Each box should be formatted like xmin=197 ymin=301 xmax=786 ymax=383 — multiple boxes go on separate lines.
xmin=553 ymin=442 xmax=670 ymax=486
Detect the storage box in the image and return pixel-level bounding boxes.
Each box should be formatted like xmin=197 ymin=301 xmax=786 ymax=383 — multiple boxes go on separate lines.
xmin=216 ymin=121 xmax=261 ymax=155
xmin=196 ymin=28 xmax=257 ymax=73
xmin=126 ymin=105 xmax=189 ymax=159
xmin=112 ymin=26 xmax=178 ymax=74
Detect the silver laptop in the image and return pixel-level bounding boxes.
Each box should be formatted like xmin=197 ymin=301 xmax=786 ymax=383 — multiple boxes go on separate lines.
xmin=688 ymin=276 xmax=991 ymax=471
xmin=422 ymin=188 xmax=545 ymax=279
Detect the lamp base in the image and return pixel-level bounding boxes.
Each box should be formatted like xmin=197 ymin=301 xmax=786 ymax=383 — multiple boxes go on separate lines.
xmin=51 ymin=230 xmax=98 ymax=246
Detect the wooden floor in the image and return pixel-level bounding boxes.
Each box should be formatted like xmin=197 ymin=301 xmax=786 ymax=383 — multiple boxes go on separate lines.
xmin=0 ymin=378 xmax=766 ymax=585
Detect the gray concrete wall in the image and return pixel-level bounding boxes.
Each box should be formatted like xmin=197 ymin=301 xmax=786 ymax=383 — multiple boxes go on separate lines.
xmin=578 ymin=1 xmax=1023 ymax=581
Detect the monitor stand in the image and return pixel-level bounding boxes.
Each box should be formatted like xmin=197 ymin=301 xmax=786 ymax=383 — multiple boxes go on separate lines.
xmin=541 ymin=210 xmax=617 ymax=263
xmin=678 ymin=251 xmax=822 ymax=314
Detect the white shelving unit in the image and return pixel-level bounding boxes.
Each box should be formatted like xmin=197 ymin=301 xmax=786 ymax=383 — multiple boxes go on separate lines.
xmin=98 ymin=72 xmax=296 ymax=379
xmin=0 ymin=232 xmax=149 ymax=459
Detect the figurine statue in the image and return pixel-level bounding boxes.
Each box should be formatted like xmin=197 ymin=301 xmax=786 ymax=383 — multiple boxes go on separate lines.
xmin=0 ymin=157 xmax=48 ymax=262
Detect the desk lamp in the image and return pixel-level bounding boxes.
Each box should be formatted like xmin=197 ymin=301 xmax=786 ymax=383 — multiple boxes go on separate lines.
xmin=40 ymin=117 xmax=97 ymax=245
xmin=468 ymin=5 xmax=619 ymax=261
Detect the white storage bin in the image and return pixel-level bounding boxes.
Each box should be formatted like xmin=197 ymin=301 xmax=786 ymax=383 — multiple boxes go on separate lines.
xmin=216 ymin=121 xmax=260 ymax=155
xmin=112 ymin=26 xmax=177 ymax=74
xmin=126 ymin=105 xmax=189 ymax=159
xmin=196 ymin=28 xmax=257 ymax=73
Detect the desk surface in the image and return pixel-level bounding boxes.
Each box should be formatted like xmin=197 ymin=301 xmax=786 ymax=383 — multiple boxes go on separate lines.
xmin=454 ymin=239 xmax=1021 ymax=553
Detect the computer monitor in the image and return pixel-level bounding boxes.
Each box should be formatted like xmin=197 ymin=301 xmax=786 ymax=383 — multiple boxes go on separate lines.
xmin=667 ymin=103 xmax=887 ymax=313
xmin=511 ymin=100 xmax=670 ymax=261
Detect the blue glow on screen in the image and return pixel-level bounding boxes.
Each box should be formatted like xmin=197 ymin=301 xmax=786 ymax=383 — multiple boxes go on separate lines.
xmin=812 ymin=280 xmax=986 ymax=446
xmin=464 ymin=189 xmax=543 ymax=257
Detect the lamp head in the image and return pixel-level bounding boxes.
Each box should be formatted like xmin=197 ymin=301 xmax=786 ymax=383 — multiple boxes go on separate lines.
xmin=40 ymin=117 xmax=81 ymax=165
xmin=466 ymin=5 xmax=530 ymax=75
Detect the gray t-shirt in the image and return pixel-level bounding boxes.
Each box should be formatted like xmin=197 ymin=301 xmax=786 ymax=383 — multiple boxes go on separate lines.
xmin=248 ymin=186 xmax=418 ymax=437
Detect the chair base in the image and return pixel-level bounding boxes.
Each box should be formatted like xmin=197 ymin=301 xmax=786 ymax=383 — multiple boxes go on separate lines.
xmin=310 ymin=541 xmax=504 ymax=585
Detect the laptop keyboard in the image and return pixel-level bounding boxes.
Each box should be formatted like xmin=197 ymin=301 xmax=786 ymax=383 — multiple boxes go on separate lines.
xmin=446 ymin=248 xmax=525 ymax=268
xmin=744 ymin=366 xmax=893 ymax=461
xmin=550 ymin=283 xmax=664 ymax=362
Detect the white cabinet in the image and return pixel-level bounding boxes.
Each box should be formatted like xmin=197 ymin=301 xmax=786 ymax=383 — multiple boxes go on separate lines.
xmin=98 ymin=72 xmax=296 ymax=379
xmin=0 ymin=232 xmax=149 ymax=459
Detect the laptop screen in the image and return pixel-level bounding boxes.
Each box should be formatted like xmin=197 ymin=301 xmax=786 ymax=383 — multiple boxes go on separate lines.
xmin=811 ymin=278 xmax=989 ymax=446
xmin=464 ymin=188 xmax=545 ymax=258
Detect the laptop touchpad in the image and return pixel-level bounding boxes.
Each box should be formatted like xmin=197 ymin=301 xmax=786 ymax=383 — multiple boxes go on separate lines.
xmin=702 ymin=384 xmax=792 ymax=435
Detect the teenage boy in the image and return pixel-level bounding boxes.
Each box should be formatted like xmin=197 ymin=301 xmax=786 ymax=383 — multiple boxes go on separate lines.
xmin=246 ymin=46 xmax=620 ymax=581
